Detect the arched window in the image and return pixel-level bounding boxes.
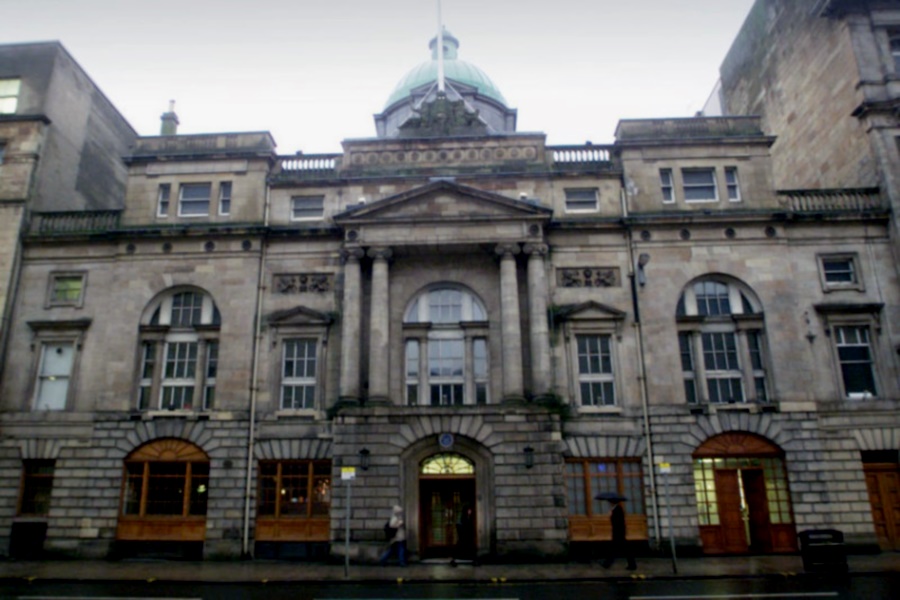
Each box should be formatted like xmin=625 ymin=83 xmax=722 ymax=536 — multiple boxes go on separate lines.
xmin=121 ymin=439 xmax=209 ymax=517
xmin=676 ymin=277 xmax=769 ymax=404
xmin=117 ymin=439 xmax=209 ymax=543
xmin=421 ymin=453 xmax=475 ymax=475
xmin=403 ymin=286 xmax=488 ymax=406
xmin=137 ymin=288 xmax=221 ymax=411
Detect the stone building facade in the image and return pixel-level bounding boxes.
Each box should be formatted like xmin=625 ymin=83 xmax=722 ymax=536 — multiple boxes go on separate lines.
xmin=710 ymin=0 xmax=900 ymax=553
xmin=1 ymin=27 xmax=899 ymax=562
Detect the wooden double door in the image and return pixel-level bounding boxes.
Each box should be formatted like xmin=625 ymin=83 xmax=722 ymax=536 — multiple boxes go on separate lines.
xmin=864 ymin=463 xmax=900 ymax=551
xmin=715 ymin=468 xmax=771 ymax=553
xmin=419 ymin=477 xmax=476 ymax=559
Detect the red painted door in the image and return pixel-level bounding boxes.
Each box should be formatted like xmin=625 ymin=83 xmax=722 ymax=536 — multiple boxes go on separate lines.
xmin=715 ymin=469 xmax=749 ymax=554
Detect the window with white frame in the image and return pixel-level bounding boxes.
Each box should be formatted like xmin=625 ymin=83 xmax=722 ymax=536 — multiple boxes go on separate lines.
xmin=27 ymin=320 xmax=89 ymax=412
xmin=676 ymin=277 xmax=770 ymax=404
xmin=218 ymin=181 xmax=232 ymax=216
xmin=660 ymin=169 xmax=674 ymax=203
xmin=46 ymin=272 xmax=86 ymax=307
xmin=157 ymin=184 xmax=171 ymax=217
xmin=281 ymin=338 xmax=317 ymax=409
xmin=34 ymin=342 xmax=75 ymax=410
xmin=818 ymin=253 xmax=863 ymax=292
xmin=725 ymin=167 xmax=741 ymax=202
xmin=576 ymin=334 xmax=616 ymax=406
xmin=555 ymin=301 xmax=625 ymax=409
xmin=0 ymin=78 xmax=20 ymax=114
xmin=682 ymin=168 xmax=718 ymax=202
xmin=403 ymin=286 xmax=489 ymax=406
xmin=291 ymin=195 xmax=324 ymax=220
xmin=137 ymin=288 xmax=220 ymax=411
xmin=178 ymin=183 xmax=211 ymax=216
xmin=834 ymin=326 xmax=878 ymax=398
xmin=564 ymin=188 xmax=599 ymax=213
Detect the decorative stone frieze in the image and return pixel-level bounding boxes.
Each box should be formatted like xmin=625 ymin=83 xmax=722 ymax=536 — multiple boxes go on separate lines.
xmin=557 ymin=267 xmax=620 ymax=288
xmin=274 ymin=273 xmax=333 ymax=294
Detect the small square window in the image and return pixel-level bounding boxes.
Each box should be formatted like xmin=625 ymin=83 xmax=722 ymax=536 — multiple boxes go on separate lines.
xmin=564 ymin=188 xmax=599 ymax=212
xmin=682 ymin=168 xmax=718 ymax=202
xmin=291 ymin=196 xmax=324 ymax=220
xmin=178 ymin=183 xmax=211 ymax=217
xmin=659 ymin=169 xmax=674 ymax=203
xmin=818 ymin=254 xmax=863 ymax=291
xmin=725 ymin=167 xmax=741 ymax=202
xmin=218 ymin=182 xmax=232 ymax=216
xmin=0 ymin=78 xmax=21 ymax=114
xmin=47 ymin=272 xmax=86 ymax=307
xmin=157 ymin=184 xmax=171 ymax=217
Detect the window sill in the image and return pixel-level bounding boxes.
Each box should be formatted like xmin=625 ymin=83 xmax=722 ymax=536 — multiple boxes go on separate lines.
xmin=142 ymin=410 xmax=211 ymax=421
xmin=275 ymin=409 xmax=320 ymax=419
xmin=577 ymin=406 xmax=622 ymax=415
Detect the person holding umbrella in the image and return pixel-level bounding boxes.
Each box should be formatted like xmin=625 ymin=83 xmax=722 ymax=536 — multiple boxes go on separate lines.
xmin=596 ymin=492 xmax=636 ymax=570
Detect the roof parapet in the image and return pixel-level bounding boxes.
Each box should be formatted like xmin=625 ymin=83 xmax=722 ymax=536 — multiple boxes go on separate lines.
xmin=615 ymin=116 xmax=767 ymax=143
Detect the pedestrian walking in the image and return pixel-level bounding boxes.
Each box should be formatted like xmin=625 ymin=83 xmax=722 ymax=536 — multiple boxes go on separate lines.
xmin=379 ymin=504 xmax=407 ymax=567
xmin=597 ymin=493 xmax=636 ymax=570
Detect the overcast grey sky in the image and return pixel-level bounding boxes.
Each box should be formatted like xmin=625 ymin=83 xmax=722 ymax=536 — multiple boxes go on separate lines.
xmin=1 ymin=0 xmax=755 ymax=153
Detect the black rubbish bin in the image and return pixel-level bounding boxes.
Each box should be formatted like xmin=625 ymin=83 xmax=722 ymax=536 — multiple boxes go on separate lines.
xmin=798 ymin=529 xmax=848 ymax=573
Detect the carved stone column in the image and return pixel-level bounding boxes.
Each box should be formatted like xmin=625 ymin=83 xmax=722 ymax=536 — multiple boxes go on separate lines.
xmin=367 ymin=247 xmax=392 ymax=402
xmin=339 ymin=247 xmax=365 ymax=401
xmin=496 ymin=243 xmax=524 ymax=401
xmin=524 ymin=243 xmax=551 ymax=398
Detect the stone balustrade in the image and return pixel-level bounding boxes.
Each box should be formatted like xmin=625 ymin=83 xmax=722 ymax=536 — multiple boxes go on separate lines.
xmin=778 ymin=187 xmax=885 ymax=213
xmin=30 ymin=210 xmax=121 ymax=235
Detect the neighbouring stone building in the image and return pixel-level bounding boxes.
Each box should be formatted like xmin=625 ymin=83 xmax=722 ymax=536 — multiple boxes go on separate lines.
xmin=708 ymin=0 xmax=900 ymax=553
xmin=0 ymin=22 xmax=898 ymax=562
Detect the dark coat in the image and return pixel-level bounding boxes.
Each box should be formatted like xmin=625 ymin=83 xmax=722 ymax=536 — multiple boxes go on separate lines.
xmin=610 ymin=503 xmax=626 ymax=543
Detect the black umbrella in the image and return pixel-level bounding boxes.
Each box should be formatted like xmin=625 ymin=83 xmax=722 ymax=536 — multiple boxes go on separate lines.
xmin=595 ymin=492 xmax=627 ymax=502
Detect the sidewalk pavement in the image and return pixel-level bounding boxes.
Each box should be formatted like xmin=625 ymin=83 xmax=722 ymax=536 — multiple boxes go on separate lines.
xmin=1 ymin=553 xmax=899 ymax=584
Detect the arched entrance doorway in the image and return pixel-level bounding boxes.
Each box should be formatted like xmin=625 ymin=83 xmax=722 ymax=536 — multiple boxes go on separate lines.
xmin=692 ymin=432 xmax=797 ymax=554
xmin=419 ymin=453 xmax=476 ymax=559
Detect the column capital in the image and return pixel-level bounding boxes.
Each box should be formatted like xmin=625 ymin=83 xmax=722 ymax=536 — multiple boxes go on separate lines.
xmin=523 ymin=243 xmax=549 ymax=256
xmin=495 ymin=243 xmax=521 ymax=258
xmin=367 ymin=246 xmax=394 ymax=261
xmin=340 ymin=247 xmax=365 ymax=263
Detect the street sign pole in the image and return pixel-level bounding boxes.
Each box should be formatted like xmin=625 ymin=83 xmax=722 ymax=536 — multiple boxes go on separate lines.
xmin=659 ymin=462 xmax=678 ymax=574
xmin=341 ymin=466 xmax=356 ymax=579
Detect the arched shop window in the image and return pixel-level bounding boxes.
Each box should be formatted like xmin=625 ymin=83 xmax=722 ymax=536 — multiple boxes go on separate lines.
xmin=404 ymin=286 xmax=489 ymax=406
xmin=120 ymin=439 xmax=209 ymax=519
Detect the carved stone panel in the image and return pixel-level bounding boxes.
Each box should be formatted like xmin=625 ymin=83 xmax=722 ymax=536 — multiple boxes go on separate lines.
xmin=274 ymin=274 xmax=333 ymax=294
xmin=557 ymin=267 xmax=621 ymax=288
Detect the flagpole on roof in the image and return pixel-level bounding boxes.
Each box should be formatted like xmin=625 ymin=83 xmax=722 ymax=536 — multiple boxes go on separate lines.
xmin=437 ymin=0 xmax=445 ymax=94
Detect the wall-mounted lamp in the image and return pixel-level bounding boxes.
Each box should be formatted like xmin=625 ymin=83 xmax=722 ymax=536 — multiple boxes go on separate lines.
xmin=358 ymin=448 xmax=370 ymax=471
xmin=524 ymin=446 xmax=535 ymax=469
xmin=637 ymin=253 xmax=650 ymax=287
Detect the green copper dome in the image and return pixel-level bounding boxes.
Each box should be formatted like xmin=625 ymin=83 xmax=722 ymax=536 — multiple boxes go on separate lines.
xmin=384 ymin=30 xmax=508 ymax=109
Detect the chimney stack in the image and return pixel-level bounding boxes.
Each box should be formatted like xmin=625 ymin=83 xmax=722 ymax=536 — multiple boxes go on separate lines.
xmin=160 ymin=100 xmax=179 ymax=135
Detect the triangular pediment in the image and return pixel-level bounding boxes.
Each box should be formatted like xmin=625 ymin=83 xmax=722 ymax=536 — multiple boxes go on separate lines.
xmin=333 ymin=180 xmax=551 ymax=224
xmin=554 ymin=301 xmax=627 ymax=323
xmin=267 ymin=306 xmax=333 ymax=326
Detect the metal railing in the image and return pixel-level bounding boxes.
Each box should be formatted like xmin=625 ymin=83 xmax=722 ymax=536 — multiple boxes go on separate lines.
xmin=778 ymin=188 xmax=885 ymax=213
xmin=30 ymin=210 xmax=121 ymax=235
